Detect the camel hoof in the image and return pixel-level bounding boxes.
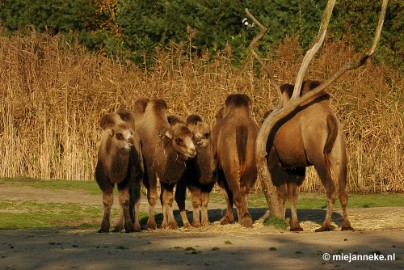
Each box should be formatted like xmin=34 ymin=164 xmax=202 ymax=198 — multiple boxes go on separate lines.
xmin=220 ymin=216 xmax=235 ymax=225
xmin=147 ymin=220 xmax=157 ymax=230
xmin=192 ymin=221 xmax=201 ymax=228
xmin=341 ymin=225 xmax=355 ymax=231
xmin=182 ymin=222 xmax=191 ymax=229
xmin=134 ymin=223 xmax=142 ymax=232
xmin=315 ymin=226 xmax=331 ymax=232
xmin=168 ymin=222 xmax=178 ymax=230
xmin=99 ymin=221 xmax=110 ymax=233
xmin=201 ymin=221 xmax=210 ymax=227
xmin=239 ymin=215 xmax=253 ymax=228
xmin=290 ymin=226 xmax=304 ymax=232
xmin=112 ymin=226 xmax=123 ymax=233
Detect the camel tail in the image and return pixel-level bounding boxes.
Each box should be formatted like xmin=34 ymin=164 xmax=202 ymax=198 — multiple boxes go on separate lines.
xmin=236 ymin=126 xmax=248 ymax=166
xmin=324 ymin=114 xmax=338 ymax=170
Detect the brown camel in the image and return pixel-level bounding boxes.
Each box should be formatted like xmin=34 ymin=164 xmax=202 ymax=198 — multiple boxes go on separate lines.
xmin=95 ymin=110 xmax=143 ymax=233
xmin=266 ymin=80 xmax=354 ymax=232
xmin=174 ymin=114 xmax=216 ymax=228
xmin=212 ymin=94 xmax=259 ymax=227
xmin=134 ymin=99 xmax=196 ymax=229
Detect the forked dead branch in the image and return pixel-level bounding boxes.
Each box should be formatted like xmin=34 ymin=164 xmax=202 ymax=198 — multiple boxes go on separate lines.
xmin=246 ymin=0 xmax=389 ymax=219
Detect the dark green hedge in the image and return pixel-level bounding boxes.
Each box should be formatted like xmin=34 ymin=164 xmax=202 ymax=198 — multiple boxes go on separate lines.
xmin=0 ymin=0 xmax=401 ymax=67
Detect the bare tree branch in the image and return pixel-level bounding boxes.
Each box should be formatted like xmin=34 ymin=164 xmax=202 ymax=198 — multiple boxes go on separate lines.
xmin=245 ymin=8 xmax=282 ymax=107
xmin=292 ymin=0 xmax=335 ymax=99
xmin=253 ymin=0 xmax=388 ymax=218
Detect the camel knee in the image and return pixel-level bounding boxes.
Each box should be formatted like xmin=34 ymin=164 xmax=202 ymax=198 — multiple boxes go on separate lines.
xmin=148 ymin=196 xmax=157 ymax=207
xmin=192 ymin=200 xmax=201 ymax=209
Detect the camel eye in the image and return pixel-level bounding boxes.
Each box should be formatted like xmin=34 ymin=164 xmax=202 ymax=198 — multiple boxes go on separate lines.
xmin=205 ymin=133 xmax=210 ymax=138
xmin=116 ymin=133 xmax=124 ymax=140
xmin=175 ymin=138 xmax=183 ymax=145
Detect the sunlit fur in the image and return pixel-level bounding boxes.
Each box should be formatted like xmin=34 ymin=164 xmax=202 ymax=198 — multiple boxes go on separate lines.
xmin=134 ymin=99 xmax=196 ymax=230
xmin=266 ymin=80 xmax=353 ymax=232
xmin=212 ymin=94 xmax=259 ymax=228
xmin=95 ymin=111 xmax=143 ymax=233
xmin=174 ymin=115 xmax=216 ymax=228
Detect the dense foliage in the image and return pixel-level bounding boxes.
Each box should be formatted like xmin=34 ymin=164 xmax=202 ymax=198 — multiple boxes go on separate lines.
xmin=0 ymin=0 xmax=402 ymax=67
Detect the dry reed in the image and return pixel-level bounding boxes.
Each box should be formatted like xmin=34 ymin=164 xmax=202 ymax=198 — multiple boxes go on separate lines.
xmin=0 ymin=31 xmax=402 ymax=193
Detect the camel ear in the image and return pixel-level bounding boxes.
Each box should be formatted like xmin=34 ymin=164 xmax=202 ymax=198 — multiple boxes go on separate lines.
xmin=99 ymin=113 xmax=122 ymax=129
xmin=165 ymin=130 xmax=173 ymax=139
xmin=107 ymin=128 xmax=115 ymax=137
xmin=118 ymin=109 xmax=136 ymax=129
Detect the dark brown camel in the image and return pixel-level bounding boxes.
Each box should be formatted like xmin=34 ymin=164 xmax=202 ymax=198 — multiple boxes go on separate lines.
xmin=212 ymin=94 xmax=259 ymax=227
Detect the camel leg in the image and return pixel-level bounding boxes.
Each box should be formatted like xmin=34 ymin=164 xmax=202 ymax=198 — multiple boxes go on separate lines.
xmin=276 ymin=183 xmax=288 ymax=219
xmin=339 ymin=186 xmax=354 ymax=231
xmin=117 ymin=186 xmax=135 ymax=233
xmin=99 ymin=187 xmax=114 ymax=233
xmin=287 ymin=182 xmax=303 ymax=231
xmin=268 ymin=149 xmax=288 ymax=219
xmin=237 ymin=184 xmax=253 ymax=227
xmin=332 ymin=143 xmax=354 ymax=231
xmin=130 ymin=180 xmax=142 ymax=232
xmin=144 ymin=165 xmax=157 ymax=230
xmin=133 ymin=196 xmax=141 ymax=232
xmin=161 ymin=184 xmax=178 ymax=229
xmin=200 ymin=191 xmax=210 ymax=226
xmin=221 ymin=189 xmax=235 ymax=225
xmin=217 ymin=169 xmax=235 ymax=225
xmin=314 ymin=162 xmax=336 ymax=232
xmin=175 ymin=177 xmax=191 ymax=228
xmin=226 ymin=174 xmax=252 ymax=228
xmin=114 ymin=209 xmax=124 ymax=233
xmin=190 ymin=188 xmax=202 ymax=228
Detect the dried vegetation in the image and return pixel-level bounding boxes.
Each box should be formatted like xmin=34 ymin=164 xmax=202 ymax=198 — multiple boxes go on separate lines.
xmin=0 ymin=31 xmax=402 ymax=193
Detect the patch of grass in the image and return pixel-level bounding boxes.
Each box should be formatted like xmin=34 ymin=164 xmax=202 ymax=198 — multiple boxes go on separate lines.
xmin=1 ymin=178 xmax=100 ymax=195
xmin=269 ymin=247 xmax=277 ymax=251
xmin=0 ymin=199 xmax=113 ymax=229
xmin=246 ymin=192 xmax=404 ymax=209
xmin=224 ymin=241 xmax=232 ymax=245
xmin=264 ymin=217 xmax=288 ymax=230
xmin=212 ymin=247 xmax=220 ymax=251
xmin=184 ymin=246 xmax=201 ymax=255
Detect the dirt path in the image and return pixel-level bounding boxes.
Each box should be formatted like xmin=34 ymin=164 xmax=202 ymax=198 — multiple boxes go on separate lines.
xmin=0 ymin=184 xmax=403 ymax=269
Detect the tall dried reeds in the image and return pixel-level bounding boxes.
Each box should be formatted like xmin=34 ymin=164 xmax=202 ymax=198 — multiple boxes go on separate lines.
xmin=0 ymin=31 xmax=402 ymax=193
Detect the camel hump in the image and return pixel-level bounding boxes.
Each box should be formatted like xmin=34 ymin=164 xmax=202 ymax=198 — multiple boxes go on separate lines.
xmin=236 ymin=125 xmax=248 ymax=166
xmin=134 ymin=98 xmax=150 ymax=114
xmin=225 ymin=94 xmax=251 ymax=108
xmin=280 ymin=80 xmax=326 ymax=101
xmin=152 ymin=99 xmax=168 ymax=111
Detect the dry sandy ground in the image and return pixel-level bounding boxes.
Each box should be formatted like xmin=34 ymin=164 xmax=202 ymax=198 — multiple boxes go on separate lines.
xmin=0 ymin=184 xmax=403 ymax=270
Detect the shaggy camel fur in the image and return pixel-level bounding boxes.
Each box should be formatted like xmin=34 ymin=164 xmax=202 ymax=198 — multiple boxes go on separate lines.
xmin=266 ymin=80 xmax=353 ymax=232
xmin=134 ymin=99 xmax=196 ymax=229
xmin=174 ymin=115 xmax=216 ymax=228
xmin=212 ymin=94 xmax=259 ymax=227
xmin=95 ymin=110 xmax=143 ymax=233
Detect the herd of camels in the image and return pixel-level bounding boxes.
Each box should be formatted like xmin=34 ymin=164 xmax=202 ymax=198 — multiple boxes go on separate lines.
xmin=94 ymin=0 xmax=388 ymax=233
